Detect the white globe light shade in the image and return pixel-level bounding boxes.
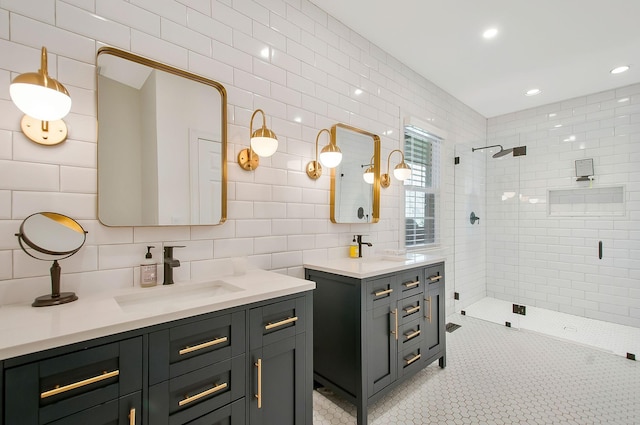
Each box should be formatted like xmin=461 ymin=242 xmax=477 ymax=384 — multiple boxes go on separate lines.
xmin=363 ymin=168 xmax=374 ymax=184
xmin=10 ymin=81 xmax=71 ymax=121
xmin=319 ymin=144 xmax=342 ymax=168
xmin=393 ymin=164 xmax=412 ymax=181
xmin=251 ymin=136 xmax=278 ymax=157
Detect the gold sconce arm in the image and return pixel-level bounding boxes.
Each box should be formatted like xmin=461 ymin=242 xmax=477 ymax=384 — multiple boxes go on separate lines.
xmin=381 ymin=149 xmax=411 ymax=188
xmin=238 ymin=108 xmax=278 ymax=171
xmin=306 ymin=128 xmax=342 ymax=179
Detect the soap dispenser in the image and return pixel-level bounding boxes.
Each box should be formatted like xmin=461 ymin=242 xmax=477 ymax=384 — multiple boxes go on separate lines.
xmin=349 ymin=236 xmax=359 ymax=258
xmin=140 ymin=246 xmax=157 ymax=287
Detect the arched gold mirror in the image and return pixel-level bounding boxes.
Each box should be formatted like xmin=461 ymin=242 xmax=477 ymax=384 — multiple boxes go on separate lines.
xmin=15 ymin=212 xmax=87 ymax=307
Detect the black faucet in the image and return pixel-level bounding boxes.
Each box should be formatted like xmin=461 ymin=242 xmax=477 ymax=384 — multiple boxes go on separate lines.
xmin=163 ymin=245 xmax=185 ymax=285
xmin=355 ymin=235 xmax=372 ymax=258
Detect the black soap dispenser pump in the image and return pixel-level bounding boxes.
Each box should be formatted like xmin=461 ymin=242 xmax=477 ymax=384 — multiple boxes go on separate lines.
xmin=140 ymin=245 xmax=157 ymax=287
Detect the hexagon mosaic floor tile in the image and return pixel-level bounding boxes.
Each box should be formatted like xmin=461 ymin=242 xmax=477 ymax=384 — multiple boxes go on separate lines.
xmin=313 ymin=314 xmax=640 ymax=424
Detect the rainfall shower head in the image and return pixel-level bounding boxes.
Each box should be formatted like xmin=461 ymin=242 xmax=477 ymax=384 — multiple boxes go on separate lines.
xmin=472 ymin=144 xmax=513 ymax=158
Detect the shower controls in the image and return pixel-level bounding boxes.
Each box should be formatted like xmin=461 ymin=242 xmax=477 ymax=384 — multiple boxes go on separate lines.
xmin=470 ymin=212 xmax=480 ymax=225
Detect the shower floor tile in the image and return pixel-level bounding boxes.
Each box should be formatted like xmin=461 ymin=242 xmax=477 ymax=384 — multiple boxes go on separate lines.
xmin=313 ymin=313 xmax=640 ymax=424
xmin=464 ymin=297 xmax=640 ymax=358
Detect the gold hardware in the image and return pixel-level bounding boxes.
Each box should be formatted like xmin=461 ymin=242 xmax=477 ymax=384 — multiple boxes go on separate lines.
xmin=403 ymin=280 xmax=420 ymax=288
xmin=41 ymin=370 xmax=119 ymax=399
xmin=255 ymin=358 xmax=262 ymax=409
xmin=265 ymin=316 xmax=298 ymax=330
xmin=380 ymin=149 xmax=411 ymax=188
xmin=374 ymin=288 xmax=393 ymax=297
xmin=426 ymin=296 xmax=432 ymax=323
xmin=406 ymin=353 xmax=421 ymax=365
xmin=405 ymin=329 xmax=421 ymax=340
xmin=404 ymin=305 xmax=420 ymax=314
xmin=21 ymin=115 xmax=68 ymax=145
xmin=391 ymin=308 xmax=398 ymax=340
xmin=179 ymin=336 xmax=228 ymax=355
xmin=179 ymin=382 xmax=228 ymax=407
xmin=429 ymin=274 xmax=442 ymax=282
xmin=129 ymin=408 xmax=135 ymax=425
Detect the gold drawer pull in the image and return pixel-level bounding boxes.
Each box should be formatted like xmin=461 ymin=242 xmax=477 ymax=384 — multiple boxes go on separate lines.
xmin=179 ymin=336 xmax=228 ymax=355
xmin=429 ymin=274 xmax=442 ymax=282
xmin=374 ymin=288 xmax=393 ymax=297
xmin=406 ymin=353 xmax=421 ymax=365
xmin=255 ymin=358 xmax=262 ymax=409
xmin=403 ymin=280 xmax=420 ymax=288
xmin=405 ymin=329 xmax=421 ymax=340
xmin=41 ymin=370 xmax=120 ymax=399
xmin=129 ymin=408 xmax=135 ymax=425
xmin=404 ymin=305 xmax=420 ymax=314
xmin=265 ymin=316 xmax=298 ymax=330
xmin=179 ymin=382 xmax=228 ymax=407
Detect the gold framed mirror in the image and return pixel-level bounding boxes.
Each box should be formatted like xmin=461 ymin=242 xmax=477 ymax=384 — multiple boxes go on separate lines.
xmin=96 ymin=47 xmax=227 ymax=226
xmin=330 ymin=123 xmax=380 ymax=223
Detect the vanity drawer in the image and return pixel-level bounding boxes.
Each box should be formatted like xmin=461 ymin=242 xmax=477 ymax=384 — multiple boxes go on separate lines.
xmin=398 ymin=343 xmax=425 ymax=378
xmin=148 ymin=355 xmax=245 ymax=425
xmin=249 ymin=296 xmax=306 ymax=349
xmin=182 ymin=398 xmax=245 ymax=425
xmin=46 ymin=391 xmax=141 ymax=425
xmin=399 ymin=319 xmax=423 ymax=350
xmin=425 ymin=263 xmax=444 ymax=286
xmin=398 ymin=268 xmax=423 ymax=298
xmin=366 ymin=275 xmax=397 ymax=310
xmin=398 ymin=293 xmax=424 ymax=324
xmin=4 ymin=337 xmax=142 ymax=425
xmin=149 ymin=311 xmax=245 ymax=385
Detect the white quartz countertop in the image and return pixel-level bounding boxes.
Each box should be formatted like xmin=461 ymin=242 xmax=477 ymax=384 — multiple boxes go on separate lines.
xmin=304 ymin=252 xmax=445 ymax=279
xmin=0 ymin=269 xmax=315 ymax=361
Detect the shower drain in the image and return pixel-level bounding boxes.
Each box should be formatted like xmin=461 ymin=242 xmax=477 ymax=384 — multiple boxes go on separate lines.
xmin=446 ymin=323 xmax=461 ymax=333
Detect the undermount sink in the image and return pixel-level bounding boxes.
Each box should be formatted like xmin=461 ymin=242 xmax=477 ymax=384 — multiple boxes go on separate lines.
xmin=115 ymin=280 xmax=243 ymax=313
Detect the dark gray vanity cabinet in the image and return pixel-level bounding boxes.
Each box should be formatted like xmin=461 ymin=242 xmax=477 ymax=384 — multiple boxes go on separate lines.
xmin=2 ymin=291 xmax=313 ymax=425
xmin=306 ymin=262 xmax=445 ymax=425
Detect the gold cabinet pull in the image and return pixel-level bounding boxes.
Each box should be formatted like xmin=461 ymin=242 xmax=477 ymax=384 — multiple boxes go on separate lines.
xmin=403 ymin=280 xmax=420 ymax=288
xmin=406 ymin=353 xmax=421 ymax=365
xmin=255 ymin=358 xmax=262 ymax=409
xmin=178 ymin=382 xmax=228 ymax=407
xmin=265 ymin=316 xmax=298 ymax=330
xmin=129 ymin=408 xmax=135 ymax=425
xmin=179 ymin=336 xmax=228 ymax=355
xmin=404 ymin=305 xmax=420 ymax=314
xmin=374 ymin=288 xmax=393 ymax=297
xmin=41 ymin=370 xmax=120 ymax=399
xmin=390 ymin=308 xmax=398 ymax=340
xmin=426 ymin=296 xmax=432 ymax=323
xmin=429 ymin=274 xmax=442 ymax=282
xmin=405 ymin=329 xmax=421 ymax=340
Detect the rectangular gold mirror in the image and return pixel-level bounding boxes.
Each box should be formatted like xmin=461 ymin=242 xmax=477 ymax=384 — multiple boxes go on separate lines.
xmin=330 ymin=123 xmax=380 ymax=223
xmin=96 ymin=47 xmax=227 ymax=226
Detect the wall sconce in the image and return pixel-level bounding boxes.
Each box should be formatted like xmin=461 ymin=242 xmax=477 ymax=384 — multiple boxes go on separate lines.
xmin=362 ymin=155 xmax=375 ymax=184
xmin=9 ymin=47 xmax=72 ymax=146
xmin=306 ymin=128 xmax=343 ymax=179
xmin=380 ymin=149 xmax=411 ymax=188
xmin=237 ymin=109 xmax=278 ymax=171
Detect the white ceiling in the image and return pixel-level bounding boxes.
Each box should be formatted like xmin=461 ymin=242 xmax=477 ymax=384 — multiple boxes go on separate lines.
xmin=309 ymin=0 xmax=640 ymax=118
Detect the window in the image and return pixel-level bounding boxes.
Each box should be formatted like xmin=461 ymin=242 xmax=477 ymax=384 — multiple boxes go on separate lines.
xmin=403 ymin=125 xmax=441 ymax=248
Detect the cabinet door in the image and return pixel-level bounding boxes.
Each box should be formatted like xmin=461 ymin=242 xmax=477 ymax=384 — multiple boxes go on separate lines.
xmin=249 ymin=333 xmax=306 ymax=425
xmin=366 ymin=304 xmax=397 ymax=395
xmin=424 ymin=282 xmax=444 ymax=360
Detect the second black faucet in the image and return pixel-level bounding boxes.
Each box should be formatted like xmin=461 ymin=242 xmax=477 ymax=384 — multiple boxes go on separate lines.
xmin=163 ymin=245 xmax=185 ymax=285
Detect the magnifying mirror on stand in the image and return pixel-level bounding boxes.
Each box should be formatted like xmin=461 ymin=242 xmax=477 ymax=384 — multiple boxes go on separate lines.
xmin=15 ymin=212 xmax=88 ymax=307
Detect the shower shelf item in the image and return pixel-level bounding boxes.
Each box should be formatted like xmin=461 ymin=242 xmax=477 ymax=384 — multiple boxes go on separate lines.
xmin=547 ymin=186 xmax=625 ymax=217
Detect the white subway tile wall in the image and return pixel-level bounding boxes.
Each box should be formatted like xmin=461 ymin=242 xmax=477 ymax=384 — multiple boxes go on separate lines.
xmin=486 ymin=84 xmax=640 ymax=327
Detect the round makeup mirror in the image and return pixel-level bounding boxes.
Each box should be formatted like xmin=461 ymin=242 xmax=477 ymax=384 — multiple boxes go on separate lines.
xmin=15 ymin=212 xmax=87 ymax=307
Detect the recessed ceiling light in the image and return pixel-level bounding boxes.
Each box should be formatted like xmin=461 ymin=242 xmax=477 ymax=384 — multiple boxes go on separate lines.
xmin=610 ymin=65 xmax=630 ymax=74
xmin=483 ymin=28 xmax=498 ymax=39
xmin=525 ymin=88 xmax=541 ymax=96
